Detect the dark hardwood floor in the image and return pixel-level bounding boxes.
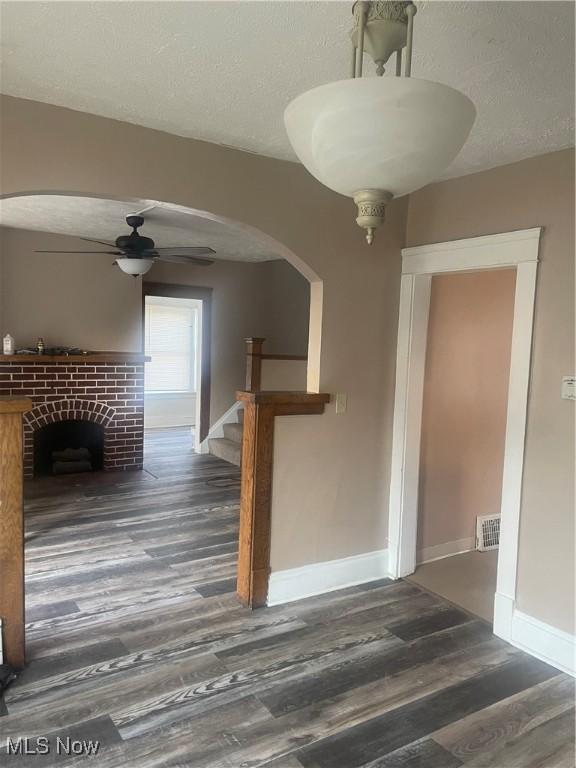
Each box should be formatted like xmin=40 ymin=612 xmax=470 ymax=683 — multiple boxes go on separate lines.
xmin=1 ymin=427 xmax=573 ymax=767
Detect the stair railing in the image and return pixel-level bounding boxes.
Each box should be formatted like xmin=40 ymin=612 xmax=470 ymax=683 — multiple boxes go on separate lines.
xmin=237 ymin=338 xmax=329 ymax=609
xmin=244 ymin=337 xmax=308 ymax=392
xmin=235 ymin=390 xmax=330 ymax=608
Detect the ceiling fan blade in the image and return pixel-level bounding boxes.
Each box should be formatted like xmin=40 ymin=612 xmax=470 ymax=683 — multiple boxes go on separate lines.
xmin=152 ymin=246 xmax=216 ymax=256
xmin=80 ymin=237 xmax=117 ymax=247
xmin=34 ymin=249 xmax=121 ymax=254
xmin=157 ymin=254 xmax=215 ymax=266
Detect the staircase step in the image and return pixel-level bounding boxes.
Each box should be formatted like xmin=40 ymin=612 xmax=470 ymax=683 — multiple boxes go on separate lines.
xmin=209 ymin=437 xmax=241 ymax=467
xmin=223 ymin=422 xmax=243 ymax=443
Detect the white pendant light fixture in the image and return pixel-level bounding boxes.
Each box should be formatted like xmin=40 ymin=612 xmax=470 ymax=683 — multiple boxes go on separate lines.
xmin=115 ymin=257 xmax=155 ymax=276
xmin=284 ymin=1 xmax=476 ymax=244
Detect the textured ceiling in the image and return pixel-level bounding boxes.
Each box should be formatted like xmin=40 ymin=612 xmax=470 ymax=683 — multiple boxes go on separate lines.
xmin=0 ymin=1 xmax=574 ymax=179
xmin=0 ymin=195 xmax=282 ymax=262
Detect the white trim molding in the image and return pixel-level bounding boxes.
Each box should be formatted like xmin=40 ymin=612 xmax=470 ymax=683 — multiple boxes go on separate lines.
xmin=493 ymin=592 xmax=515 ymax=643
xmin=511 ymin=610 xmax=576 ymax=677
xmin=267 ymin=549 xmax=389 ymax=607
xmin=417 ymin=537 xmax=475 ymax=565
xmin=495 ymin=261 xmax=538 ymax=600
xmin=494 ymin=593 xmax=575 ymax=677
xmin=389 ymin=228 xmax=542 ymax=652
xmin=198 ymin=401 xmax=242 ymax=454
xmin=388 ymin=274 xmax=432 ymax=578
xmin=402 ymin=228 xmax=542 ymax=275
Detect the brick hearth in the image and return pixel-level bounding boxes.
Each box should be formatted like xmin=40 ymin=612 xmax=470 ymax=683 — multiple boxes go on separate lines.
xmin=0 ymin=354 xmax=146 ymax=478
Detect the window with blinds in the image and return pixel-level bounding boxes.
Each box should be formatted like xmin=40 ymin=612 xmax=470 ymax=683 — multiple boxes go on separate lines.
xmin=144 ymin=298 xmax=197 ymax=393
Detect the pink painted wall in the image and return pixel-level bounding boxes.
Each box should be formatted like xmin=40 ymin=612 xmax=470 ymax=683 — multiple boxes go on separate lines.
xmin=417 ymin=269 xmax=516 ymax=554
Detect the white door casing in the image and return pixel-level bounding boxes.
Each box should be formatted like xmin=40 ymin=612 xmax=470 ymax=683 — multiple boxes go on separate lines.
xmin=387 ymin=228 xmax=541 ymax=644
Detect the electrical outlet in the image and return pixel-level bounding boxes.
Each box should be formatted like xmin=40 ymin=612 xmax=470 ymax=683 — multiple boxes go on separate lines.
xmin=335 ymin=393 xmax=347 ymax=414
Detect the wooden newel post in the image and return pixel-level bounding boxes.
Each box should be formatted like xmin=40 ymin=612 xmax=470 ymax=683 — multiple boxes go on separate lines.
xmin=235 ymin=390 xmax=330 ymax=608
xmin=245 ymin=337 xmax=265 ymax=392
xmin=236 ymin=398 xmax=275 ymax=607
xmin=0 ymin=396 xmax=32 ymax=670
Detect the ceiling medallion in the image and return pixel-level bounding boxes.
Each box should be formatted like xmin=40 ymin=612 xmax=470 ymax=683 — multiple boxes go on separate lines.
xmin=284 ymin=1 xmax=476 ymax=245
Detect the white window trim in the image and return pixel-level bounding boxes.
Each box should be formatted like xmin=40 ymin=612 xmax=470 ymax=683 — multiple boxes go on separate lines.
xmin=144 ymin=295 xmax=203 ymax=449
xmin=144 ymin=296 xmax=199 ymax=395
xmin=387 ymin=228 xmax=541 ymax=650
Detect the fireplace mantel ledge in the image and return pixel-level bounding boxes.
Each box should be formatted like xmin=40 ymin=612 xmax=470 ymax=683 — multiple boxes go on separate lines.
xmin=1 ymin=353 xmax=150 ymax=364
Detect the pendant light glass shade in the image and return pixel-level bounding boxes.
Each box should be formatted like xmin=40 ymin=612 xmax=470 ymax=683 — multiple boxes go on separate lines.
xmin=285 ymin=77 xmax=476 ymax=200
xmin=115 ymin=257 xmax=155 ymax=276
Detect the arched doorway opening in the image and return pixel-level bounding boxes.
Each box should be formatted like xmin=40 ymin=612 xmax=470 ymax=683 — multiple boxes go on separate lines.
xmin=0 ymin=190 xmax=326 ymax=666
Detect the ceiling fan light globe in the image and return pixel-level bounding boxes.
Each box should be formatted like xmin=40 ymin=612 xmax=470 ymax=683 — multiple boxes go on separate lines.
xmin=115 ymin=257 xmax=155 ymax=276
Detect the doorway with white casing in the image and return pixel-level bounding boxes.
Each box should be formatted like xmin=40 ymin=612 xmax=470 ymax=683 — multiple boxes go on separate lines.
xmin=387 ymin=228 xmax=541 ymax=647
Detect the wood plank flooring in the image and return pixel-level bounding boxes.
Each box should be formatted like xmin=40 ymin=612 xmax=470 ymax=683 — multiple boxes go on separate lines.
xmin=1 ymin=427 xmax=573 ymax=767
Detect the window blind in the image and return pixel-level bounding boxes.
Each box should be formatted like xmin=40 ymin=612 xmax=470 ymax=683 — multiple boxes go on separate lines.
xmin=145 ymin=302 xmax=197 ymax=393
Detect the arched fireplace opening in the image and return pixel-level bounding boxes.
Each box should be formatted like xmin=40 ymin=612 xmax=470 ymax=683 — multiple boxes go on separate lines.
xmin=34 ymin=420 xmax=105 ymax=477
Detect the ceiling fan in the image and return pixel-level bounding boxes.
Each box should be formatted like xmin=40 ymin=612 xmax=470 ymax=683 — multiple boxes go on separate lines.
xmin=35 ymin=214 xmax=216 ymax=275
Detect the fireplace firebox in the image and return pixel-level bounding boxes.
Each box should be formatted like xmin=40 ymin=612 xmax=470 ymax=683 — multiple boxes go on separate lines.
xmin=34 ymin=420 xmax=104 ymax=476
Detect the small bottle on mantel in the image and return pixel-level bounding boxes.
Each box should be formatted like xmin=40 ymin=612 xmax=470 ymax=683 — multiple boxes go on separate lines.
xmin=3 ymin=334 xmax=14 ymax=355
xmin=37 ymin=337 xmax=45 ymax=355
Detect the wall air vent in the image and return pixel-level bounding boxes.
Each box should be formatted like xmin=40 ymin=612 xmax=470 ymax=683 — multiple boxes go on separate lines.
xmin=476 ymin=514 xmax=500 ymax=552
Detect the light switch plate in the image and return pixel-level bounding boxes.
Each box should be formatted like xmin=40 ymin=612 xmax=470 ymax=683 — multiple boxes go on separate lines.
xmin=335 ymin=393 xmax=347 ymax=414
xmin=561 ymin=376 xmax=576 ymax=400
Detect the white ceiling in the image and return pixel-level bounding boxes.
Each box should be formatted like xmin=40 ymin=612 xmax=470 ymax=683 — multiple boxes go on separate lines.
xmin=0 ymin=1 xmax=574 ymax=179
xmin=0 ymin=195 xmax=282 ymax=262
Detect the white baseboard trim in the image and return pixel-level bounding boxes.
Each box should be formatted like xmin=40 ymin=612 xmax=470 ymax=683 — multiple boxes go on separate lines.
xmin=198 ymin=401 xmax=242 ymax=454
xmin=267 ymin=549 xmax=390 ymax=607
xmin=511 ymin=610 xmax=575 ymax=677
xmin=417 ymin=537 xmax=475 ymax=565
xmin=494 ymin=592 xmax=575 ymax=677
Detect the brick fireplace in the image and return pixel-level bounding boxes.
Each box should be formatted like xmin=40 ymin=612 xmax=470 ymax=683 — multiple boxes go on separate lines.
xmin=0 ymin=353 xmax=146 ymax=478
